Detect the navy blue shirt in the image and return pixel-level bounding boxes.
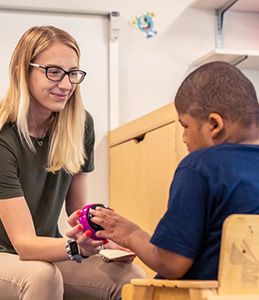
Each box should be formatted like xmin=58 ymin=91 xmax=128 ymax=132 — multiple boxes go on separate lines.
xmin=151 ymin=143 xmax=259 ymax=279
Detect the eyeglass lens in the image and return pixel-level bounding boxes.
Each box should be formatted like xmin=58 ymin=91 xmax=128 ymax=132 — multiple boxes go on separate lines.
xmin=46 ymin=67 xmax=86 ymax=84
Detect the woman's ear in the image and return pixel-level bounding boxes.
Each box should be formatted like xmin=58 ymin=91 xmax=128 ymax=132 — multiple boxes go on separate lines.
xmin=208 ymin=113 xmax=224 ymax=139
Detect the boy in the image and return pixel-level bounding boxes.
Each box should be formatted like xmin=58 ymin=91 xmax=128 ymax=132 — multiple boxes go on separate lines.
xmin=87 ymin=61 xmax=259 ymax=280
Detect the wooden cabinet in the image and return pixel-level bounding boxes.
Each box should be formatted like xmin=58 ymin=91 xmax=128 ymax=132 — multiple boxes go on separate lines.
xmin=109 ymin=104 xmax=187 ymax=276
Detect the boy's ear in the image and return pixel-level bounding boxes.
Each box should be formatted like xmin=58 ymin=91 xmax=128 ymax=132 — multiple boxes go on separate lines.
xmin=208 ymin=113 xmax=224 ymax=138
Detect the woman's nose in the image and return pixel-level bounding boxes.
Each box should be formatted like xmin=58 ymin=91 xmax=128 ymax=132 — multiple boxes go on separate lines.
xmin=58 ymin=74 xmax=72 ymax=89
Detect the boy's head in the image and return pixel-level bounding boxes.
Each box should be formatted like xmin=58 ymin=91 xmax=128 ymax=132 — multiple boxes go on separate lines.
xmin=175 ymin=61 xmax=259 ymax=152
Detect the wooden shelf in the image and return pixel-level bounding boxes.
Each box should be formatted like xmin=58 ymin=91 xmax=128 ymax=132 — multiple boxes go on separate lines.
xmin=191 ymin=1 xmax=259 ymax=69
xmin=192 ymin=0 xmax=259 ymax=12
xmin=191 ymin=49 xmax=259 ymax=69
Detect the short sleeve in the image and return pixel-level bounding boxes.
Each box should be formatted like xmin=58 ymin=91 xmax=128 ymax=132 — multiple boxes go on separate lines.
xmin=0 ymin=140 xmax=23 ymax=199
xmin=81 ymin=111 xmax=95 ymax=172
xmin=150 ymin=166 xmax=208 ymax=260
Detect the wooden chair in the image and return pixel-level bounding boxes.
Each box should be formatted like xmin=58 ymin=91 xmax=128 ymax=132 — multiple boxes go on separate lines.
xmin=122 ymin=214 xmax=259 ymax=300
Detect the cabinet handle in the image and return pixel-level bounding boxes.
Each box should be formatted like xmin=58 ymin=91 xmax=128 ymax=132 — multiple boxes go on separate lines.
xmin=134 ymin=133 xmax=146 ymax=143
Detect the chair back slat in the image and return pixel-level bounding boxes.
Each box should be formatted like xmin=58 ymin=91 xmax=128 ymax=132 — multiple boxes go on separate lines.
xmin=218 ymin=214 xmax=259 ymax=295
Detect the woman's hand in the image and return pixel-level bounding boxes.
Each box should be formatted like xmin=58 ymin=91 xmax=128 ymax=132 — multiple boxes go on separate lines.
xmin=89 ymin=207 xmax=142 ymax=249
xmin=66 ymin=210 xmax=104 ymax=257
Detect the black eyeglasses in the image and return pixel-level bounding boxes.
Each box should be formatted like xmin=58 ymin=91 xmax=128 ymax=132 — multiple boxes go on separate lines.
xmin=29 ymin=63 xmax=86 ymax=84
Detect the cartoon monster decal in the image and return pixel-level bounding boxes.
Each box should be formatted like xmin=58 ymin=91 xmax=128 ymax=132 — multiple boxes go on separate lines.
xmin=131 ymin=12 xmax=157 ymax=38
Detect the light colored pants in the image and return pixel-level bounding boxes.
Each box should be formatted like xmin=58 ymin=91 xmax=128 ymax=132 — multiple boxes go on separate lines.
xmin=0 ymin=253 xmax=146 ymax=300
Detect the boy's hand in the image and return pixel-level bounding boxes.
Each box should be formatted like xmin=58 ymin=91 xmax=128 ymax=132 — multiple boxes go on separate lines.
xmin=90 ymin=207 xmax=141 ymax=249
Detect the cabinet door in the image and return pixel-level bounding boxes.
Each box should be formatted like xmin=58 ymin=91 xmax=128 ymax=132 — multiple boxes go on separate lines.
xmin=110 ymin=121 xmax=186 ymax=277
xmin=109 ymin=139 xmax=141 ymax=222
xmin=139 ymin=122 xmax=178 ymax=234
xmin=110 ymin=122 xmax=179 ymax=231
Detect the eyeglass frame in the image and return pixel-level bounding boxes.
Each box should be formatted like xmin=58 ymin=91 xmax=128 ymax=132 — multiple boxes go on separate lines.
xmin=29 ymin=63 xmax=87 ymax=84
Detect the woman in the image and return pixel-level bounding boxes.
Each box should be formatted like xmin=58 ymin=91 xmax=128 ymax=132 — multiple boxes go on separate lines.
xmin=0 ymin=25 xmax=145 ymax=300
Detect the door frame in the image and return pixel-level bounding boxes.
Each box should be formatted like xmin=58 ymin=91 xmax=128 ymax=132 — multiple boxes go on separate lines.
xmin=0 ymin=4 xmax=120 ymax=130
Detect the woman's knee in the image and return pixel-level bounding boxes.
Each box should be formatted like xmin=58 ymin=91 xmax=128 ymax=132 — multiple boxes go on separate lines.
xmin=130 ymin=262 xmax=147 ymax=279
xmin=30 ymin=262 xmax=63 ymax=286
xmin=104 ymin=262 xmax=147 ymax=300
xmin=21 ymin=262 xmax=64 ymax=299
xmin=113 ymin=262 xmax=147 ymax=284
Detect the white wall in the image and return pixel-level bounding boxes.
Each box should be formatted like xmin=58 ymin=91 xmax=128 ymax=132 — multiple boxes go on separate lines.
xmin=221 ymin=10 xmax=259 ymax=92
xmin=0 ymin=9 xmax=110 ymax=233
xmin=0 ymin=0 xmax=196 ymax=127
xmin=0 ymin=0 xmax=258 ymax=125
xmin=0 ymin=0 xmax=258 ymax=232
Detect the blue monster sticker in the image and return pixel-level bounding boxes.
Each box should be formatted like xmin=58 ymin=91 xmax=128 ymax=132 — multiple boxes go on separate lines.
xmin=131 ymin=12 xmax=157 ymax=38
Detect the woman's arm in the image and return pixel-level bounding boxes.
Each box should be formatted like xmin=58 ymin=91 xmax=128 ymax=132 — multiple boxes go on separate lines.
xmin=0 ymin=195 xmax=102 ymax=262
xmin=65 ymin=172 xmax=105 ymax=256
xmin=65 ymin=172 xmax=88 ymax=215
xmin=0 ymin=196 xmax=68 ymax=261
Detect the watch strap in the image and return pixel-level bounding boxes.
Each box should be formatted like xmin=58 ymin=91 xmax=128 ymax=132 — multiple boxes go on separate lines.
xmin=81 ymin=253 xmax=89 ymax=259
xmin=66 ymin=238 xmax=82 ymax=263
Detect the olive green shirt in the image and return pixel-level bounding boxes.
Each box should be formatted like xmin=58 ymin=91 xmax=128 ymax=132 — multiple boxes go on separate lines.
xmin=0 ymin=111 xmax=95 ymax=254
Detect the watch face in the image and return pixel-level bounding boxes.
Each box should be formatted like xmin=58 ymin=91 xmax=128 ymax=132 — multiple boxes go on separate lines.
xmin=70 ymin=241 xmax=79 ymax=255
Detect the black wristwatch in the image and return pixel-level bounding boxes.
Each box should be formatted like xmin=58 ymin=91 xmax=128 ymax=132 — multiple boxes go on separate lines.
xmin=65 ymin=239 xmax=82 ymax=263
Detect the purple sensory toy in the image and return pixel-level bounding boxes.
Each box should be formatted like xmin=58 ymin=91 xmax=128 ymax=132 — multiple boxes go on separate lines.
xmin=79 ymin=203 xmax=109 ymax=240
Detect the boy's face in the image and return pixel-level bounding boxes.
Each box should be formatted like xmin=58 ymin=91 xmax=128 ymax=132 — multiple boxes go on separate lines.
xmin=178 ymin=113 xmax=214 ymax=152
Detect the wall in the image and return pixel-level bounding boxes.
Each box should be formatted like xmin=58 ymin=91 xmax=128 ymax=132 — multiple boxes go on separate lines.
xmin=0 ymin=8 xmax=110 ymax=233
xmin=0 ymin=0 xmax=258 ymax=234
xmin=0 ymin=0 xmax=258 ymax=125
xmin=221 ymin=9 xmax=259 ymax=93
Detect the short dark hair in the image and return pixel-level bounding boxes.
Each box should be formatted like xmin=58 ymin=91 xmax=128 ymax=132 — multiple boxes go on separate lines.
xmin=175 ymin=61 xmax=259 ymax=128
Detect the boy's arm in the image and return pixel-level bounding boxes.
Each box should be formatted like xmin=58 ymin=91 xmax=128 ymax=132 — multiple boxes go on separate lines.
xmin=128 ymin=228 xmax=193 ymax=278
xmin=91 ymin=208 xmax=193 ymax=279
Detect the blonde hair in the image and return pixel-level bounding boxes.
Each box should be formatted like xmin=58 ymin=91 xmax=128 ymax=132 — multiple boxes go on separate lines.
xmin=0 ymin=25 xmax=86 ymax=174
